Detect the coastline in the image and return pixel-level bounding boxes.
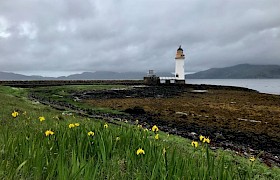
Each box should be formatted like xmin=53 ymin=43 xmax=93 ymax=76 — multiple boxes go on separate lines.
xmin=27 ymin=83 xmax=280 ymax=166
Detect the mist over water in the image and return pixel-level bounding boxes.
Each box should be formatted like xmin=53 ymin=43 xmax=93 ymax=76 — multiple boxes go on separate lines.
xmin=187 ymin=79 xmax=280 ymax=95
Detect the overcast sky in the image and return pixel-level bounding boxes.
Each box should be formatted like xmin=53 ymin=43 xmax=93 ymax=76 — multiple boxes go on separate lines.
xmin=0 ymin=0 xmax=280 ymax=77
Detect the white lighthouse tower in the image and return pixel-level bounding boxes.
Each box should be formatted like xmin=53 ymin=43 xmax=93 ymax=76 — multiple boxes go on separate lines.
xmin=175 ymin=45 xmax=185 ymax=82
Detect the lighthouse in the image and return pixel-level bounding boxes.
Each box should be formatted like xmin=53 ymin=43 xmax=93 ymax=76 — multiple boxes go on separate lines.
xmin=175 ymin=45 xmax=185 ymax=81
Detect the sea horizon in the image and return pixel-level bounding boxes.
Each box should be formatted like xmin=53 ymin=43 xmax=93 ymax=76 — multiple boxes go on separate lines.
xmin=187 ymin=79 xmax=280 ymax=95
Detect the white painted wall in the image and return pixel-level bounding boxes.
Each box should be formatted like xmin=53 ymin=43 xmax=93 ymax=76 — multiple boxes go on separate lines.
xmin=175 ymin=59 xmax=185 ymax=80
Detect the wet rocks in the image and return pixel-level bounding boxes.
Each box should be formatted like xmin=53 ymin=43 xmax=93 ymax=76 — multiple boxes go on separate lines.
xmin=124 ymin=106 xmax=146 ymax=114
xmin=72 ymin=86 xmax=188 ymax=100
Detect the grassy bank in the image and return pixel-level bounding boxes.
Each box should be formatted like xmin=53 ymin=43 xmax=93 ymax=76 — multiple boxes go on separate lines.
xmin=29 ymin=85 xmax=127 ymax=114
xmin=0 ymin=85 xmax=279 ymax=179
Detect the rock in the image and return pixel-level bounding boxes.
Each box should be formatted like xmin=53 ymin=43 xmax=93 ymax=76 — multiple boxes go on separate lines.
xmin=124 ymin=106 xmax=146 ymax=114
xmin=214 ymin=132 xmax=226 ymax=140
xmin=188 ymin=132 xmax=197 ymax=139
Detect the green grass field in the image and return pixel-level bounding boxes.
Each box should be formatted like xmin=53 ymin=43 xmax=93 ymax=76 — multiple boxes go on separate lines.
xmin=0 ymin=85 xmax=279 ymax=179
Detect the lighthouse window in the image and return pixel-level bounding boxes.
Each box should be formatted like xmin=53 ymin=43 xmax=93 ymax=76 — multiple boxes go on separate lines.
xmin=176 ymin=74 xmax=179 ymax=77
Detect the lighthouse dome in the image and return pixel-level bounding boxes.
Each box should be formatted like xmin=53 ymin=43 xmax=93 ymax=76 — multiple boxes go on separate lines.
xmin=175 ymin=45 xmax=185 ymax=59
xmin=177 ymin=45 xmax=183 ymax=51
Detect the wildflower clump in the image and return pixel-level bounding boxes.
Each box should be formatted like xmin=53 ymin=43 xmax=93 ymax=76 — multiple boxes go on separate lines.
xmin=45 ymin=130 xmax=54 ymax=136
xmin=68 ymin=123 xmax=80 ymax=128
xmin=116 ymin=137 xmax=120 ymax=141
xmin=136 ymin=148 xmax=145 ymax=155
xmin=191 ymin=141 xmax=198 ymax=148
xmin=88 ymin=131 xmax=94 ymax=136
xmin=39 ymin=116 xmax=45 ymax=122
xmin=152 ymin=125 xmax=159 ymax=132
xmin=11 ymin=111 xmax=19 ymax=118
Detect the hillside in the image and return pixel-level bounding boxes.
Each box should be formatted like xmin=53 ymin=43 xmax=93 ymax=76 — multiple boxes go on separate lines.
xmin=61 ymin=71 xmax=173 ymax=80
xmin=0 ymin=72 xmax=55 ymax=81
xmin=186 ymin=64 xmax=280 ymax=79
xmin=1 ymin=64 xmax=280 ymax=80
xmin=0 ymin=71 xmax=51 ymax=80
xmin=0 ymin=71 xmax=172 ymax=80
xmin=60 ymin=71 xmax=146 ymax=80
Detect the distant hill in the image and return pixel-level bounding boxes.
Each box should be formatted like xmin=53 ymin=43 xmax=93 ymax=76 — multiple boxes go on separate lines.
xmin=186 ymin=64 xmax=280 ymax=79
xmin=0 ymin=71 xmax=173 ymax=80
xmin=1 ymin=64 xmax=280 ymax=80
xmin=59 ymin=71 xmax=145 ymax=80
xmin=0 ymin=71 xmax=54 ymax=80
xmin=58 ymin=71 xmax=173 ymax=80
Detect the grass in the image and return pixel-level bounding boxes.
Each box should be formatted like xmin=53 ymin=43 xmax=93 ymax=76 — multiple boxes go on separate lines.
xmin=29 ymin=85 xmax=126 ymax=114
xmin=0 ymin=85 xmax=279 ymax=179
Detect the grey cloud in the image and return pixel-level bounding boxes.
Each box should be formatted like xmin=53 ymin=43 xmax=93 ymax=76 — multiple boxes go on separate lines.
xmin=0 ymin=0 xmax=280 ymax=75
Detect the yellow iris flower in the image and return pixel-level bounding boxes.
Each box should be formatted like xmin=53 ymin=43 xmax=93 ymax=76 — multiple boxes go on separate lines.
xmin=74 ymin=123 xmax=80 ymax=127
xmin=191 ymin=141 xmax=198 ymax=148
xmin=45 ymin=130 xmax=54 ymax=136
xmin=88 ymin=131 xmax=94 ymax=136
xmin=39 ymin=116 xmax=45 ymax=122
xmin=203 ymin=137 xmax=211 ymax=144
xmin=136 ymin=148 xmax=145 ymax=155
xmin=199 ymin=135 xmax=205 ymax=142
xmin=104 ymin=123 xmax=108 ymax=128
xmin=155 ymin=134 xmax=159 ymax=140
xmin=11 ymin=111 xmax=19 ymax=118
xmin=249 ymin=156 xmax=256 ymax=162
xmin=69 ymin=123 xmax=75 ymax=128
xmin=152 ymin=125 xmax=159 ymax=132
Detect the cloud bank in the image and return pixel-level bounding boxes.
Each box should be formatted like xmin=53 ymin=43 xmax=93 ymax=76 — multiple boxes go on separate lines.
xmin=0 ymin=0 xmax=279 ymax=76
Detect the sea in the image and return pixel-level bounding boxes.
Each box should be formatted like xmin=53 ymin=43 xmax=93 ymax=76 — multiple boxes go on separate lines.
xmin=187 ymin=79 xmax=280 ymax=95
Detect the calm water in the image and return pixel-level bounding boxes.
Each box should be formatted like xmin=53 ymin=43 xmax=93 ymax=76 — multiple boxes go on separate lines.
xmin=187 ymin=79 xmax=280 ymax=95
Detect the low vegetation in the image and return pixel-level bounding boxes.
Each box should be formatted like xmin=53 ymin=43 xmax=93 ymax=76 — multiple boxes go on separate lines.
xmin=29 ymin=85 xmax=127 ymax=114
xmin=0 ymin=85 xmax=279 ymax=179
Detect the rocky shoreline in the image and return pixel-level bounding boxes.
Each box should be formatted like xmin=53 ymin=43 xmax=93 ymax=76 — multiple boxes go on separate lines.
xmin=28 ymin=83 xmax=280 ymax=167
